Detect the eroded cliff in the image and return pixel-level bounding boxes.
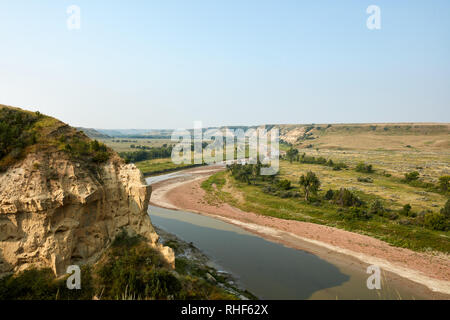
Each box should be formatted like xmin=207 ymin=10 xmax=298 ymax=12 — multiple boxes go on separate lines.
xmin=0 ymin=106 xmax=174 ymax=276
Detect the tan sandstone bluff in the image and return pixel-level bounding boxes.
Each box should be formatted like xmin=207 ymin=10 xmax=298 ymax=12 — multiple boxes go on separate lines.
xmin=0 ymin=151 xmax=174 ymax=276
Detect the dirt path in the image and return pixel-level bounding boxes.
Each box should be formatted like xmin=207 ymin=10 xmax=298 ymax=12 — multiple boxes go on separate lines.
xmin=149 ymin=166 xmax=450 ymax=297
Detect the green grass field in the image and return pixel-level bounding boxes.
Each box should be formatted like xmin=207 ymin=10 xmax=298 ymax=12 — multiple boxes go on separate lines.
xmin=202 ymin=157 xmax=450 ymax=253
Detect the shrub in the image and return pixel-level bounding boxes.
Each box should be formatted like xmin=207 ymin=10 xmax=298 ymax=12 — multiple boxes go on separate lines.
xmin=277 ymin=190 xmax=300 ymax=198
xmin=424 ymin=213 xmax=448 ymax=231
xmin=92 ymin=151 xmax=109 ymax=163
xmin=404 ymin=171 xmax=420 ymax=182
xmin=369 ymin=200 xmax=385 ymax=216
xmin=339 ymin=208 xmax=370 ymax=221
xmin=333 ymin=188 xmax=362 ymax=207
xmin=286 ymin=148 xmax=299 ymax=163
xmin=332 ymin=162 xmax=348 ymax=171
xmin=355 ymin=162 xmax=373 ymax=173
xmin=0 ymin=267 xmax=94 ymax=300
xmin=143 ymin=269 xmax=182 ymax=299
xmin=357 ymin=177 xmax=373 ymax=183
xmin=439 ymin=176 xmax=450 ymax=192
xmin=276 ymin=179 xmax=292 ymax=190
xmin=0 ymin=108 xmax=40 ymax=168
xmin=324 ymin=189 xmax=334 ymax=200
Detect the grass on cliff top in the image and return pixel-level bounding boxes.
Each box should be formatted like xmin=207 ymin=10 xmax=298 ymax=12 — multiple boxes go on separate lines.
xmin=0 ymin=105 xmax=112 ymax=172
xmin=201 ymin=164 xmax=450 ymax=253
xmin=0 ymin=231 xmax=237 ymax=300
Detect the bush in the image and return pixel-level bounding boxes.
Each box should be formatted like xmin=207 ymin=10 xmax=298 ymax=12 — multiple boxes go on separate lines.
xmin=92 ymin=151 xmax=109 ymax=163
xmin=324 ymin=189 xmax=334 ymax=200
xmin=332 ymin=162 xmax=348 ymax=171
xmin=62 ymin=138 xmax=110 ymax=163
xmin=369 ymin=200 xmax=385 ymax=216
xmin=0 ymin=108 xmax=40 ymax=168
xmin=400 ymin=204 xmax=414 ymax=217
xmin=276 ymin=179 xmax=292 ymax=190
xmin=0 ymin=267 xmax=94 ymax=300
xmin=277 ymin=190 xmax=300 ymax=198
xmin=333 ymin=188 xmax=362 ymax=207
xmin=286 ymin=148 xmax=299 ymax=163
xmin=355 ymin=162 xmax=374 ymax=173
xmin=404 ymin=171 xmax=420 ymax=182
xmin=339 ymin=208 xmax=371 ymax=221
xmin=439 ymin=176 xmax=450 ymax=192
xmin=357 ymin=177 xmax=373 ymax=183
xmin=424 ymin=213 xmax=448 ymax=231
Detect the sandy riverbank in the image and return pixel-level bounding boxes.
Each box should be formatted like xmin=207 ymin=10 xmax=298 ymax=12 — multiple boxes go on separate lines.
xmin=149 ymin=165 xmax=450 ymax=298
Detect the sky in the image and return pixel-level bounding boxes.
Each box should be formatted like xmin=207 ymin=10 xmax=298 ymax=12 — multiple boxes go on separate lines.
xmin=0 ymin=0 xmax=449 ymax=129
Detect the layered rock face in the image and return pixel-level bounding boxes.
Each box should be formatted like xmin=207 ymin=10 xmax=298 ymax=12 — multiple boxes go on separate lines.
xmin=0 ymin=152 xmax=174 ymax=276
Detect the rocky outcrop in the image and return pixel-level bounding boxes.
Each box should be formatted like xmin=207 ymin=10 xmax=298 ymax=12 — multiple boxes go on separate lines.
xmin=0 ymin=152 xmax=174 ymax=276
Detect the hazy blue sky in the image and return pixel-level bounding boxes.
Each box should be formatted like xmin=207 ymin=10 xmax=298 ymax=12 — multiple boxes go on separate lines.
xmin=0 ymin=1 xmax=449 ymax=129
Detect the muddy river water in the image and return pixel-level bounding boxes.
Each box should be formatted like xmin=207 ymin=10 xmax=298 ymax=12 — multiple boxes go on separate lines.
xmin=146 ymin=173 xmax=425 ymax=300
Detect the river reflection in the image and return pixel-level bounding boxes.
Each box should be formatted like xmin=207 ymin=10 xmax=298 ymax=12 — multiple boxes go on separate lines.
xmin=150 ymin=206 xmax=349 ymax=299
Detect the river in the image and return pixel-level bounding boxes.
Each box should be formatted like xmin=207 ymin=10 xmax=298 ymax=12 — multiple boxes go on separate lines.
xmin=146 ymin=173 xmax=425 ymax=300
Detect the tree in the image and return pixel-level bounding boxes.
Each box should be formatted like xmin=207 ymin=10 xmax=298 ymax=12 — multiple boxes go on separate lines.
xmin=400 ymin=204 xmax=413 ymax=216
xmin=299 ymin=171 xmax=321 ymax=202
xmin=286 ymin=148 xmax=299 ymax=163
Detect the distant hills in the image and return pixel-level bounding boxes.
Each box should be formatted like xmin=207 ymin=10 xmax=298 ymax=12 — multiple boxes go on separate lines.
xmin=83 ymin=123 xmax=449 ymax=152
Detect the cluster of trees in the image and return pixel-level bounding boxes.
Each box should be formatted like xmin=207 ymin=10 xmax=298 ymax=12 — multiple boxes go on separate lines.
xmin=60 ymin=136 xmax=110 ymax=163
xmin=285 ymin=148 xmax=347 ymax=171
xmin=227 ymin=163 xmax=272 ymax=185
xmin=227 ymin=163 xmax=449 ymax=230
xmin=112 ymin=139 xmax=138 ymax=143
xmin=0 ymin=108 xmax=41 ymax=170
xmin=325 ymin=188 xmax=363 ymax=207
xmin=119 ymin=146 xmax=173 ymax=163
xmin=423 ymin=199 xmax=450 ymax=231
xmin=403 ymin=172 xmax=450 ymax=196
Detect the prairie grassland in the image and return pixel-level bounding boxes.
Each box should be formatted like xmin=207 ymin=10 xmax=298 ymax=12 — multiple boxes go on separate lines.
xmin=280 ymin=152 xmax=449 ymax=213
xmin=202 ymin=132 xmax=450 ymax=253
xmin=203 ymin=168 xmax=449 ymax=252
xmin=278 ymin=123 xmax=450 ymax=152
